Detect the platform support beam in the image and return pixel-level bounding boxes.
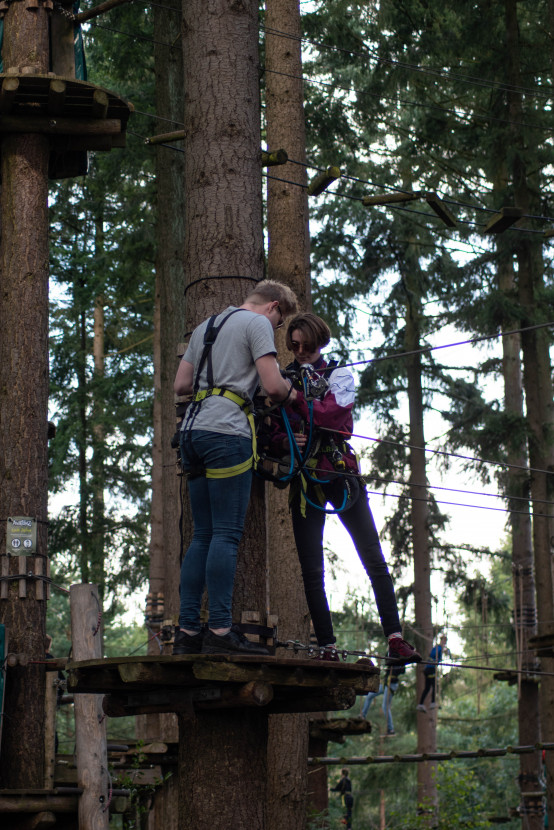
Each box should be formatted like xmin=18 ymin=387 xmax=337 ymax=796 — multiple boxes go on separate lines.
xmin=70 ymin=584 xmax=109 ymax=830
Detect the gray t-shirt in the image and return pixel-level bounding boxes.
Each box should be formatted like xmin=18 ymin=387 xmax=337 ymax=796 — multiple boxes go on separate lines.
xmin=182 ymin=306 xmax=277 ymax=438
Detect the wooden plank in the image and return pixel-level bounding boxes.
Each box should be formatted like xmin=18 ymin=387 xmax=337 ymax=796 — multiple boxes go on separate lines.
xmin=47 ymin=79 xmax=66 ymax=115
xmin=117 ymin=661 xmax=196 ymax=686
xmin=0 ymin=116 xmax=122 ymax=135
xmin=0 ymin=76 xmax=19 ymax=113
xmin=35 ymin=557 xmax=43 ymax=600
xmin=0 ymin=794 xmax=79 ymax=813
xmin=362 ymin=190 xmax=421 ymax=206
xmin=192 ymin=658 xmax=370 ymax=689
xmin=19 ymin=556 xmax=26 ymax=598
xmin=91 ymin=89 xmax=109 ymax=119
xmin=1 ymin=556 xmax=8 ymax=599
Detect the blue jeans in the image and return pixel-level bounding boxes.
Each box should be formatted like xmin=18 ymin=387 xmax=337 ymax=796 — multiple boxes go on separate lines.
xmin=179 ymin=430 xmax=252 ymax=631
xmin=362 ymin=683 xmax=397 ymax=731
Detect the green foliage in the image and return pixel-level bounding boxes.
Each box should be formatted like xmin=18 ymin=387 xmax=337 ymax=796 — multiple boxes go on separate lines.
xmin=408 ymin=766 xmax=492 ymax=829
xmin=48 ymin=8 xmax=156 ymax=608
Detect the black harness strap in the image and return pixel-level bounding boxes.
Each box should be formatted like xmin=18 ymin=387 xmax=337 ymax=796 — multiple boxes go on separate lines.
xmin=184 ymin=308 xmax=246 ymax=434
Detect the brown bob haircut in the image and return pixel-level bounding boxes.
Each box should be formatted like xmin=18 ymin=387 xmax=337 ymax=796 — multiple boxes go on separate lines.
xmin=285 ymin=312 xmax=331 ymax=352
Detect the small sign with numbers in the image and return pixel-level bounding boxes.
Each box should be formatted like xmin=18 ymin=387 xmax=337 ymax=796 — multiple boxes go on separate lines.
xmin=6 ymin=517 xmax=37 ymax=555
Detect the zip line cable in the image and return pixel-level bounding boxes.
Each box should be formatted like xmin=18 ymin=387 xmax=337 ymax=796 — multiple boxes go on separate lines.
xmin=280 ymin=639 xmax=554 ymax=678
xmin=336 ymin=320 xmax=554 ymax=371
xmin=127 ymin=101 xmax=554 ymax=228
xmin=265 ymin=170 xmax=554 ymax=233
xmin=91 ymin=4 xmax=554 ymax=102
xmin=265 ymin=66 xmax=549 ymax=134
xmin=86 ymin=20 xmax=553 ymax=141
xmin=325 ymin=429 xmax=554 ymax=480
xmin=261 ymin=24 xmax=554 ymax=101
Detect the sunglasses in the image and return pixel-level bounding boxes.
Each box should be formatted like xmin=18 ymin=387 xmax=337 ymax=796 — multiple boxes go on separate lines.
xmin=275 ymin=304 xmax=284 ymax=329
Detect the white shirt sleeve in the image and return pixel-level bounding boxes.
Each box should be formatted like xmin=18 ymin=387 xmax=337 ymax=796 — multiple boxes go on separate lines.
xmin=328 ymin=366 xmax=356 ymax=407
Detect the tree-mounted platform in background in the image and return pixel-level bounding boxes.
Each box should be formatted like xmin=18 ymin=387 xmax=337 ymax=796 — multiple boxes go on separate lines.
xmin=309 ymin=716 xmax=372 ymax=744
xmin=0 ymin=73 xmax=133 ymax=177
xmin=67 ymin=653 xmax=380 ymax=718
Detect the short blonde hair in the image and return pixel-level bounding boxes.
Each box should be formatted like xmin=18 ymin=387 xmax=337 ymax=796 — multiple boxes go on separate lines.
xmin=245 ymin=279 xmax=298 ymax=316
xmin=285 ymin=312 xmax=331 ymax=352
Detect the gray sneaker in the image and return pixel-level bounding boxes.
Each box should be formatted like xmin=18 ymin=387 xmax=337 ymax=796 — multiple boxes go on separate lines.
xmin=201 ymin=625 xmax=269 ymax=656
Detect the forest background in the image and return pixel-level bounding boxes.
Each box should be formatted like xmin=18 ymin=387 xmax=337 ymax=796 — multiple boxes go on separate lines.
xmin=44 ymin=0 xmax=554 ymax=827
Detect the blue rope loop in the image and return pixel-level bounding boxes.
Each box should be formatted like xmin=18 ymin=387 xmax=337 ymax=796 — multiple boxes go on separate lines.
xmin=268 ymin=393 xmax=350 ymax=514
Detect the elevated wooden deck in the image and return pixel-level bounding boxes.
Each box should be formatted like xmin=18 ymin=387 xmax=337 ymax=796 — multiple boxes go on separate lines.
xmin=67 ymin=654 xmax=380 ymax=717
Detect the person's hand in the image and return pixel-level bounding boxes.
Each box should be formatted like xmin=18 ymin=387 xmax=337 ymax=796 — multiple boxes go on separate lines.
xmin=282 ymin=432 xmax=307 ymax=450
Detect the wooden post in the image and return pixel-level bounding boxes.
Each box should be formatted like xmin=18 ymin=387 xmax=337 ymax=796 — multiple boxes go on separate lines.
xmin=70 ymin=584 xmax=109 ymax=830
xmin=44 ymin=669 xmax=57 ymax=790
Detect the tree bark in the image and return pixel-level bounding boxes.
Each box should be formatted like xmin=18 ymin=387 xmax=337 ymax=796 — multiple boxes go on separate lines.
xmin=0 ymin=0 xmax=50 ymax=788
xmin=140 ymin=5 xmax=185 ymax=826
xmin=178 ymin=1 xmax=267 ymax=827
xmin=403 ymin=252 xmax=436 ymax=816
xmin=498 ymin=242 xmax=542 ymax=830
xmin=505 ymin=2 xmax=554 ymax=823
xmin=264 ymin=2 xmax=312 ymax=827
xmin=91 ymin=213 xmax=106 ymax=597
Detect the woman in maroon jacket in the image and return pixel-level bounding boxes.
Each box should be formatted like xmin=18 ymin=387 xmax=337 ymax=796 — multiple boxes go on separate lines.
xmin=276 ymin=313 xmax=420 ymax=665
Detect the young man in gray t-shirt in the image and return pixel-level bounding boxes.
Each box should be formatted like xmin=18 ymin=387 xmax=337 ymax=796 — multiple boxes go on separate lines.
xmin=173 ymin=279 xmax=298 ymax=656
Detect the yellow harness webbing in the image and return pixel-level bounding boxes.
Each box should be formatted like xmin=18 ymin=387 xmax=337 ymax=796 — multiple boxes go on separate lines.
xmin=192 ymin=387 xmax=258 ymax=479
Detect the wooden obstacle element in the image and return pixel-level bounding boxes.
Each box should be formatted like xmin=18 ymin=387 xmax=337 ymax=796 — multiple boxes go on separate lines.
xmin=67 ymin=653 xmax=380 ymax=718
xmin=309 ymin=741 xmax=554 ymax=765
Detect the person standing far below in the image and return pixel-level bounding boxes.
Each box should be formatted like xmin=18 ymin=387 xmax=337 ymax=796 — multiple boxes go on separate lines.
xmin=417 ymin=634 xmax=449 ymax=711
xmin=173 ymin=280 xmax=298 ymax=656
xmin=274 ymin=313 xmax=421 ymax=665
xmin=330 ymin=767 xmax=354 ymax=829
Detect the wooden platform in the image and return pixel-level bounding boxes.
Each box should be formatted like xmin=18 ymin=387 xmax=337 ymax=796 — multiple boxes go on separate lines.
xmin=67 ymin=654 xmax=380 ymax=717
xmin=0 ymin=73 xmax=133 ymax=177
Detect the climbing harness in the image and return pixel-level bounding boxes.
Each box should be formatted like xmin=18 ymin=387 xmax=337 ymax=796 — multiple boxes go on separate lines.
xmin=181 ymin=309 xmax=258 ymax=479
xmin=256 ymin=361 xmax=362 ymax=515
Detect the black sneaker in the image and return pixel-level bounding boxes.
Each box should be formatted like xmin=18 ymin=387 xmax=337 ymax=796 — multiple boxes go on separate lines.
xmin=201 ymin=624 xmax=269 ymax=656
xmin=173 ymin=628 xmax=203 ymax=655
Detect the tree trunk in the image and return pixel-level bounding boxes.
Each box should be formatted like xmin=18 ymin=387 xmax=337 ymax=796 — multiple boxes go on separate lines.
xmin=0 ymin=0 xmax=50 ymax=789
xmin=265 ymin=1 xmax=312 ymax=827
xmin=91 ymin=213 xmax=106 ymax=597
xmin=403 ymin=255 xmax=436 ymax=816
xmin=498 ymin=243 xmax=542 ymax=830
xmin=505 ymin=2 xmax=554 ymax=823
xmin=140 ymin=2 xmax=185 ymax=825
xmin=178 ymin=1 xmax=267 ymax=826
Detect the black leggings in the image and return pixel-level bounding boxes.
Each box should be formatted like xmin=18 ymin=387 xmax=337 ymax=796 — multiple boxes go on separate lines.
xmin=419 ymin=673 xmax=436 ymax=705
xmin=291 ymin=479 xmax=401 ymax=646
